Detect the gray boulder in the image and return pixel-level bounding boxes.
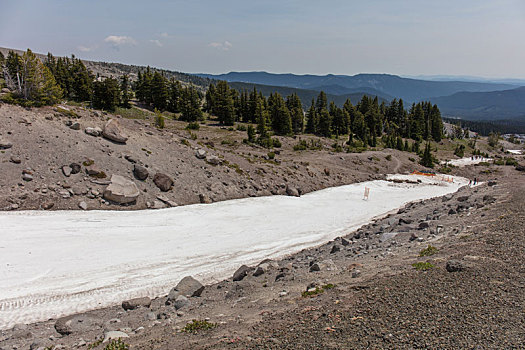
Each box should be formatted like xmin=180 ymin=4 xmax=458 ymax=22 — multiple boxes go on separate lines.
xmin=309 ymin=259 xmax=337 ymax=272
xmin=62 ymin=165 xmax=72 ymax=177
xmin=153 ymin=172 xmax=174 ymax=192
xmin=0 ymin=138 xmax=13 ymax=149
xmin=102 ymin=119 xmax=128 ymax=143
xmin=233 ymin=265 xmax=253 ymax=281
xmin=286 ymin=185 xmax=300 ymax=197
xmin=206 ymin=155 xmax=221 ymax=166
xmin=103 ymin=331 xmax=129 ymax=343
xmin=122 ymin=296 xmax=151 ymax=310
xmin=85 ymin=127 xmax=102 ymax=137
xmin=69 ymin=163 xmax=81 ymax=174
xmin=133 ymin=164 xmax=149 ymax=181
xmin=69 ymin=122 xmax=81 ymax=130
xmin=173 ymin=295 xmax=190 ymax=310
xmin=446 ymin=259 xmax=465 ymax=272
xmin=195 ymin=149 xmax=207 ymax=159
xmin=199 ymin=193 xmax=212 ymax=204
xmin=103 ymin=175 xmax=140 ymax=204
xmin=168 ymin=276 xmax=204 ymax=300
xmin=55 ymin=315 xmax=102 ymax=336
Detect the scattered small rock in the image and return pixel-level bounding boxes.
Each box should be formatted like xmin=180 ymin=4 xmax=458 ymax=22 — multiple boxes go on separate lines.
xmin=122 ymin=297 xmax=152 ymax=310
xmin=233 ymin=265 xmax=253 ymax=281
xmin=446 ymin=259 xmax=465 ymax=272
xmin=133 ymin=164 xmax=149 ymax=181
xmin=102 ymin=119 xmax=128 ymax=144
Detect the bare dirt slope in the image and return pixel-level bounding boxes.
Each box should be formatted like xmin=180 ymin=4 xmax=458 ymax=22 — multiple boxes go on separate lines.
xmin=0 ymin=103 xmax=418 ymax=211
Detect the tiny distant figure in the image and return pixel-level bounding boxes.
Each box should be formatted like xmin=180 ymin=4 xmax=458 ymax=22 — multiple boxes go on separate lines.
xmin=474 ymin=178 xmax=477 ymax=185
xmin=471 ymin=156 xmax=474 ymax=160
xmin=469 ymin=179 xmax=472 ymax=186
xmin=363 ymin=186 xmax=370 ymax=200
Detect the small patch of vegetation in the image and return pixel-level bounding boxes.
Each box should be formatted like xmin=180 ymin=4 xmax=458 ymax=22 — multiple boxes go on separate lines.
xmin=104 ymin=339 xmax=130 ymax=350
xmin=141 ymin=147 xmax=152 ymax=154
xmin=185 ymin=122 xmax=200 ymax=130
xmin=293 ymin=139 xmax=323 ymax=151
xmin=385 ymin=154 xmax=392 ymax=161
xmin=267 ymin=151 xmax=275 ymax=159
xmin=155 ymin=109 xmax=165 ymax=129
xmin=504 ymin=157 xmax=518 ymax=166
xmin=89 ymin=171 xmax=107 ymax=179
xmin=221 ymin=139 xmax=236 ymax=146
xmin=82 ymin=159 xmax=94 ymax=166
xmin=438 ymin=166 xmax=452 ymax=174
xmin=236 ymin=124 xmax=247 ymax=131
xmin=419 ymin=245 xmax=438 ymax=257
xmin=301 ymin=284 xmax=336 ymax=298
xmin=412 ymin=262 xmax=434 ymax=271
xmin=188 ymin=131 xmax=198 ymax=140
xmin=87 ymin=338 xmax=103 ymax=349
xmin=56 ymin=106 xmax=79 ymax=118
xmin=181 ymin=139 xmax=190 ymax=146
xmin=114 ymin=106 xmax=149 ymax=120
xmin=408 ymin=157 xmax=416 ymax=162
xmin=332 ymin=143 xmax=343 ymax=152
xmin=181 ymin=319 xmax=217 ymax=333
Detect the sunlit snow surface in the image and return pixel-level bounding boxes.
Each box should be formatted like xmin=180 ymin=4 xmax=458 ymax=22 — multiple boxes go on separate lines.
xmin=0 ymin=174 xmax=468 ymax=329
xmin=441 ymin=157 xmax=492 ymax=167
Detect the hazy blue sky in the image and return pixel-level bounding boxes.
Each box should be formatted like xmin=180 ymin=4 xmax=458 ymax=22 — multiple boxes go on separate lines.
xmin=1 ymin=0 xmax=525 ymax=78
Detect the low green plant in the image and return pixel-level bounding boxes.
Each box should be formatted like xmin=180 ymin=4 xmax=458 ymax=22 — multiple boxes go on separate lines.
xmin=412 ymin=262 xmax=434 ymax=271
xmin=301 ymin=284 xmax=335 ymax=298
xmin=267 ymin=151 xmax=275 ymax=159
xmin=87 ymin=338 xmax=103 ymax=349
xmin=185 ymin=122 xmax=200 ymax=130
xmin=181 ymin=139 xmax=190 ymax=146
xmin=236 ymin=124 xmax=247 ymax=131
xmin=419 ymin=245 xmax=438 ymax=257
xmin=182 ymin=319 xmax=217 ymax=333
xmin=221 ymin=139 xmax=235 ymax=146
xmin=154 ymin=109 xmax=165 ymax=129
xmin=104 ymin=339 xmax=129 ymax=350
xmin=385 ymin=154 xmax=392 ymax=161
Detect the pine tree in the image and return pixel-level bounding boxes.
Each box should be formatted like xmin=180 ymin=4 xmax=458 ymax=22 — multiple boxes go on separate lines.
xmin=305 ymin=99 xmax=318 ymax=134
xmin=179 ymin=86 xmax=203 ymax=122
xmin=151 ymin=71 xmax=168 ymax=110
xmin=420 ymin=142 xmax=434 ymax=167
xmin=120 ymin=75 xmax=131 ymax=108
xmin=92 ymin=77 xmax=120 ymax=111
xmin=213 ymin=81 xmax=235 ymax=125
xmin=286 ymin=93 xmax=303 ymax=134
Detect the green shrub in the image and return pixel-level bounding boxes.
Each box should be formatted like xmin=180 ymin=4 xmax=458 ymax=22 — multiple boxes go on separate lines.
xmin=301 ymin=284 xmax=336 ymax=298
xmin=104 ymin=339 xmax=129 ymax=350
xmin=412 ymin=262 xmax=434 ymax=271
xmin=182 ymin=319 xmax=217 ymax=333
xmin=419 ymin=245 xmax=438 ymax=257
xmin=385 ymin=154 xmax=392 ymax=161
xmin=272 ymin=137 xmax=282 ymax=148
xmin=185 ymin=122 xmax=200 ymax=130
xmin=267 ymin=151 xmax=275 ymax=159
xmin=236 ymin=124 xmax=247 ymax=131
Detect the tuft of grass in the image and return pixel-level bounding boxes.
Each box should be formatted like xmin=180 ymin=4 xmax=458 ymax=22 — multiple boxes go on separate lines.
xmin=181 ymin=139 xmax=190 ymax=146
xmin=185 ymin=122 xmax=200 ymax=130
xmin=301 ymin=284 xmax=336 ymax=298
xmin=385 ymin=154 xmax=392 ymax=161
xmin=87 ymin=338 xmax=103 ymax=349
xmin=419 ymin=245 xmax=438 ymax=257
xmin=56 ymin=106 xmax=79 ymax=118
xmin=83 ymin=159 xmax=94 ymax=166
xmin=104 ymin=339 xmax=129 ymax=350
xmin=181 ymin=319 xmax=217 ymax=333
xmin=412 ymin=262 xmax=434 ymax=271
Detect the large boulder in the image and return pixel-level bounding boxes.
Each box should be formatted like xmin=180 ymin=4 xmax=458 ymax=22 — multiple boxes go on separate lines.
xmin=55 ymin=314 xmax=102 ymax=336
xmin=153 ymin=172 xmax=174 ymax=192
xmin=103 ymin=175 xmax=140 ymax=204
xmin=102 ymin=119 xmax=128 ymax=143
xmin=195 ymin=149 xmax=207 ymax=159
xmin=167 ymin=276 xmax=204 ymax=302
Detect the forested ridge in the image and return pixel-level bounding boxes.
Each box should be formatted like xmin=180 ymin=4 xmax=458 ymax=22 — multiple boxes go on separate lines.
xmin=1 ymin=49 xmax=443 ymax=166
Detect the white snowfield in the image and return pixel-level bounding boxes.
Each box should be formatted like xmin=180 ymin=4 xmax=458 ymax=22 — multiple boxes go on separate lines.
xmin=508 ymin=150 xmax=523 ymax=155
xmin=441 ymin=157 xmax=492 ymax=167
xmin=0 ymin=174 xmax=468 ymax=329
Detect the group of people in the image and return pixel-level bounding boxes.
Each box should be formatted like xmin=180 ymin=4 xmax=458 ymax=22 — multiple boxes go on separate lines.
xmin=468 ymin=178 xmax=478 ymax=186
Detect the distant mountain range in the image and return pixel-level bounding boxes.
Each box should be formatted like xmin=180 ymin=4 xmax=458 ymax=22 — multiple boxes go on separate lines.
xmin=431 ymin=87 xmax=525 ymax=121
xmin=196 ymin=71 xmax=516 ymax=102
xmin=228 ymin=81 xmax=388 ymax=107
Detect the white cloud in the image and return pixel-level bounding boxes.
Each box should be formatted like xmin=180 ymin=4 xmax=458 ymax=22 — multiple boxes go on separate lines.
xmin=104 ymin=35 xmax=137 ymax=47
xmin=160 ymin=32 xmax=170 ymax=38
xmin=209 ymin=40 xmax=232 ymax=51
xmin=77 ymin=45 xmax=97 ymax=52
xmin=150 ymin=39 xmax=163 ymax=47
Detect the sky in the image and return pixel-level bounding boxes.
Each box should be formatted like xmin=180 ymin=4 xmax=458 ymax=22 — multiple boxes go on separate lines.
xmin=1 ymin=0 xmax=525 ymax=78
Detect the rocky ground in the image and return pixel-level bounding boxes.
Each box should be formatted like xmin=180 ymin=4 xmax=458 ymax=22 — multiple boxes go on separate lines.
xmin=0 ymin=103 xmax=421 ymax=211
xmin=1 ymin=166 xmax=523 ymax=349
